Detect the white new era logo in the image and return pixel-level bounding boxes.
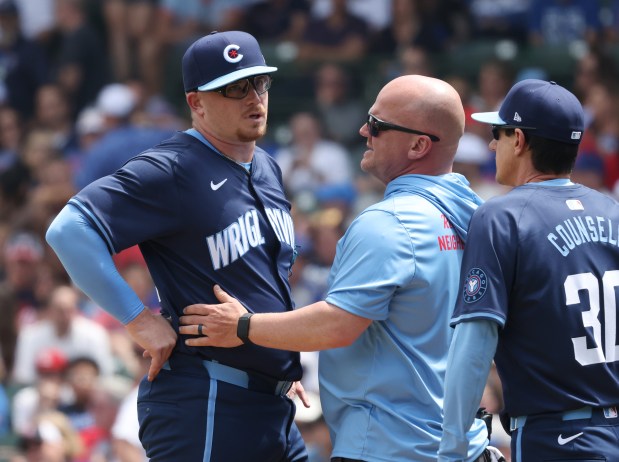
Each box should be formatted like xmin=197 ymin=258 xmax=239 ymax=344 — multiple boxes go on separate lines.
xmin=513 ymin=112 xmax=522 ymax=122
xmin=571 ymin=131 xmax=582 ymax=140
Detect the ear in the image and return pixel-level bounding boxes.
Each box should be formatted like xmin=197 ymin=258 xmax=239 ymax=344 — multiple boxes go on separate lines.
xmin=186 ymin=92 xmax=204 ymax=115
xmin=513 ymin=129 xmax=529 ymax=157
xmin=407 ymin=135 xmax=432 ymax=160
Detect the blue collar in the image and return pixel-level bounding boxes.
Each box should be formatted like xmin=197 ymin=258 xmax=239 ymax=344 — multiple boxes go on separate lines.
xmin=185 ymin=128 xmax=252 ymax=172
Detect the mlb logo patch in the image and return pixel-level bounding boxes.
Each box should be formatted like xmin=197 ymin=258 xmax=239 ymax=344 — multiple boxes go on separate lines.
xmin=566 ymin=199 xmax=584 ymax=211
xmin=604 ymin=407 xmax=618 ymax=419
xmin=571 ymin=131 xmax=582 ymax=140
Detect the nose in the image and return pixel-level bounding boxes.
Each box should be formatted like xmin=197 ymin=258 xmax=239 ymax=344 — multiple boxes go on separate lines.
xmin=244 ymin=87 xmax=262 ymax=103
xmin=360 ymin=122 xmax=369 ymax=138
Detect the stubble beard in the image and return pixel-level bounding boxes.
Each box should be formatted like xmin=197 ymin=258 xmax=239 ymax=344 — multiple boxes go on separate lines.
xmin=238 ymin=124 xmax=267 ymax=143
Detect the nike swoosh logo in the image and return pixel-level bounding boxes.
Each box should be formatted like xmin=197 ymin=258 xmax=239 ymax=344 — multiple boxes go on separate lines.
xmin=557 ymin=432 xmax=583 ymax=445
xmin=210 ymin=179 xmax=228 ymax=191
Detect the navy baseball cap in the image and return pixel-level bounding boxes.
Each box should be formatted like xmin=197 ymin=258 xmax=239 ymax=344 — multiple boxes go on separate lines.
xmin=182 ymin=31 xmax=277 ymax=92
xmin=472 ymin=79 xmax=584 ymax=145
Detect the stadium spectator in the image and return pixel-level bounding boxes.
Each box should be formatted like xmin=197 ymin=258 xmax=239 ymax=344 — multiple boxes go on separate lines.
xmin=74 ymin=83 xmax=174 ymax=189
xmin=11 ymin=348 xmax=70 ymax=437
xmin=13 ymin=410 xmax=83 ymax=462
xmin=101 ymin=0 xmax=159 ymax=94
xmin=578 ymin=81 xmax=619 ymax=193
xmin=12 ymin=0 xmax=56 ymax=45
xmin=32 ymin=84 xmax=79 ymax=155
xmin=465 ymin=0 xmax=530 ymax=43
xmin=453 ymin=131 xmax=508 ymax=200
xmin=470 ymin=59 xmax=515 ymax=114
xmin=274 ymin=111 xmax=354 ymax=198
xmin=241 ymin=0 xmax=311 ymax=44
xmin=572 ymin=47 xmax=619 ymax=100
xmin=0 ymin=0 xmax=49 ymax=120
xmin=310 ymin=0 xmax=391 ymax=32
xmin=0 ymin=106 xmax=24 ymax=173
xmin=150 ymin=0 xmax=211 ymax=100
xmin=371 ymin=0 xmax=468 ymax=54
xmin=0 ymin=230 xmax=45 ymax=328
xmin=528 ymin=0 xmax=602 ymax=47
xmin=297 ymin=0 xmax=370 ymax=62
xmin=0 ymin=285 xmax=19 ymax=385
xmin=11 ymin=285 xmax=115 ymax=385
xmin=50 ymin=0 xmax=111 ymax=116
xmin=311 ymin=63 xmax=366 ymax=151
xmin=56 ymin=356 xmax=102 ymax=460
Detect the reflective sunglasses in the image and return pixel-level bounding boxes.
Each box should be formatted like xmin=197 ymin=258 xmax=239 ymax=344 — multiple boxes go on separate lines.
xmin=367 ymin=113 xmax=440 ymax=141
xmin=491 ymin=124 xmax=536 ymax=140
xmin=212 ymin=74 xmax=272 ymax=99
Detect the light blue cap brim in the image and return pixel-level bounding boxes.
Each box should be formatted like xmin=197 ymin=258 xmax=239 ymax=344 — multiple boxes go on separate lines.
xmin=471 ymin=111 xmax=507 ymax=125
xmin=197 ymin=65 xmax=278 ymax=91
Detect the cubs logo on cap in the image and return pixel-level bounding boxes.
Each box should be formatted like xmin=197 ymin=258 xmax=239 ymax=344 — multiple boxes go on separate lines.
xmin=182 ymin=31 xmax=277 ymax=92
xmin=224 ymin=44 xmax=243 ymax=63
xmin=471 ymin=79 xmax=585 ymax=145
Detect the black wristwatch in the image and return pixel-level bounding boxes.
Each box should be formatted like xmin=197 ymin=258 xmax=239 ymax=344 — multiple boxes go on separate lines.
xmin=237 ymin=312 xmax=254 ymax=344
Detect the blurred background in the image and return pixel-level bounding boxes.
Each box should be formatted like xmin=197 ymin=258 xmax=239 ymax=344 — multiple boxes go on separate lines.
xmin=1 ymin=0 xmax=619 ymax=460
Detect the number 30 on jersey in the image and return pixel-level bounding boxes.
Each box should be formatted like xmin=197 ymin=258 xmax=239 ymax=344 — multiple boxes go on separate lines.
xmin=565 ymin=271 xmax=619 ymax=365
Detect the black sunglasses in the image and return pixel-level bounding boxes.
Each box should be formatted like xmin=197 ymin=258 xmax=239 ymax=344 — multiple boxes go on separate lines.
xmin=367 ymin=113 xmax=440 ymax=141
xmin=491 ymin=125 xmax=536 ymax=140
xmin=211 ymin=74 xmax=272 ymax=99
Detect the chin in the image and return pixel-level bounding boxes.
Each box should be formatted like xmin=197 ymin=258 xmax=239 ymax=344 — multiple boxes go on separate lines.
xmin=360 ymin=157 xmax=372 ymax=173
xmin=239 ymin=127 xmax=266 ymax=142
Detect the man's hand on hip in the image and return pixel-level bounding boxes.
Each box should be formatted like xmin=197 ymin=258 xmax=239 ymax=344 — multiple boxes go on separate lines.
xmin=126 ymin=307 xmax=177 ymax=382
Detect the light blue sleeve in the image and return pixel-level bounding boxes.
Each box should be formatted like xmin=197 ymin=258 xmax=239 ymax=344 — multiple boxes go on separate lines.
xmin=46 ymin=204 xmax=146 ymax=324
xmin=325 ymin=209 xmax=414 ymax=320
xmin=438 ymin=320 xmax=498 ymax=461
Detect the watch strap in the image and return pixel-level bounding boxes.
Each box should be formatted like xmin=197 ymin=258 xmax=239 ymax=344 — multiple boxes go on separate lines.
xmin=237 ymin=312 xmax=254 ymax=344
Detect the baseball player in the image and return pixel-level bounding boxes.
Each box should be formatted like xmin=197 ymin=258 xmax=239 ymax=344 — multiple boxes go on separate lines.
xmin=47 ymin=31 xmax=308 ymax=461
xmin=438 ymin=80 xmax=619 ymax=461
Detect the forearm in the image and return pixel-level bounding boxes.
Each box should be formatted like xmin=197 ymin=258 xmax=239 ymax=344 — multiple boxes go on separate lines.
xmin=46 ymin=204 xmax=146 ymax=324
xmin=248 ymin=301 xmax=371 ymax=352
xmin=438 ymin=320 xmax=498 ymax=461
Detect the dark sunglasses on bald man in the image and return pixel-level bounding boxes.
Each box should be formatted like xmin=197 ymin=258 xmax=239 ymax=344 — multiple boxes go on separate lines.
xmin=367 ymin=113 xmax=440 ymax=141
xmin=210 ymin=74 xmax=272 ymax=99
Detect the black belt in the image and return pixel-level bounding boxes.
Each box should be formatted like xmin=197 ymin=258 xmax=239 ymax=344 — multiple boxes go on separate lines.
xmin=163 ymin=354 xmax=293 ymax=396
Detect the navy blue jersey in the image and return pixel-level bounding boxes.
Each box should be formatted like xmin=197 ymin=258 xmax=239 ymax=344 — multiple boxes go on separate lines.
xmin=72 ymin=132 xmax=302 ymax=381
xmin=452 ymin=183 xmax=619 ymax=416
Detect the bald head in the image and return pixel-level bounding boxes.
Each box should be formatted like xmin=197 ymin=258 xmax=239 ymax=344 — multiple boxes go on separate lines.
xmin=361 ymin=75 xmax=467 ymax=183
xmin=379 ymin=75 xmax=465 ymax=147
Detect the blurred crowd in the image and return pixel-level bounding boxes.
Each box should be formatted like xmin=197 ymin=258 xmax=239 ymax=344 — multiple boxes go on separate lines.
xmin=0 ymin=0 xmax=618 ymax=461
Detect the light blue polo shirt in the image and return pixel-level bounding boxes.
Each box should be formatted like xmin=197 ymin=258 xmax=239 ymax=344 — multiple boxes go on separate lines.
xmin=319 ymin=173 xmax=488 ymax=462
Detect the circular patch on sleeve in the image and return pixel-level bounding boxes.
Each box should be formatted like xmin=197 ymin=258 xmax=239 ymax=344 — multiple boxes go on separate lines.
xmin=463 ymin=268 xmax=488 ymax=303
